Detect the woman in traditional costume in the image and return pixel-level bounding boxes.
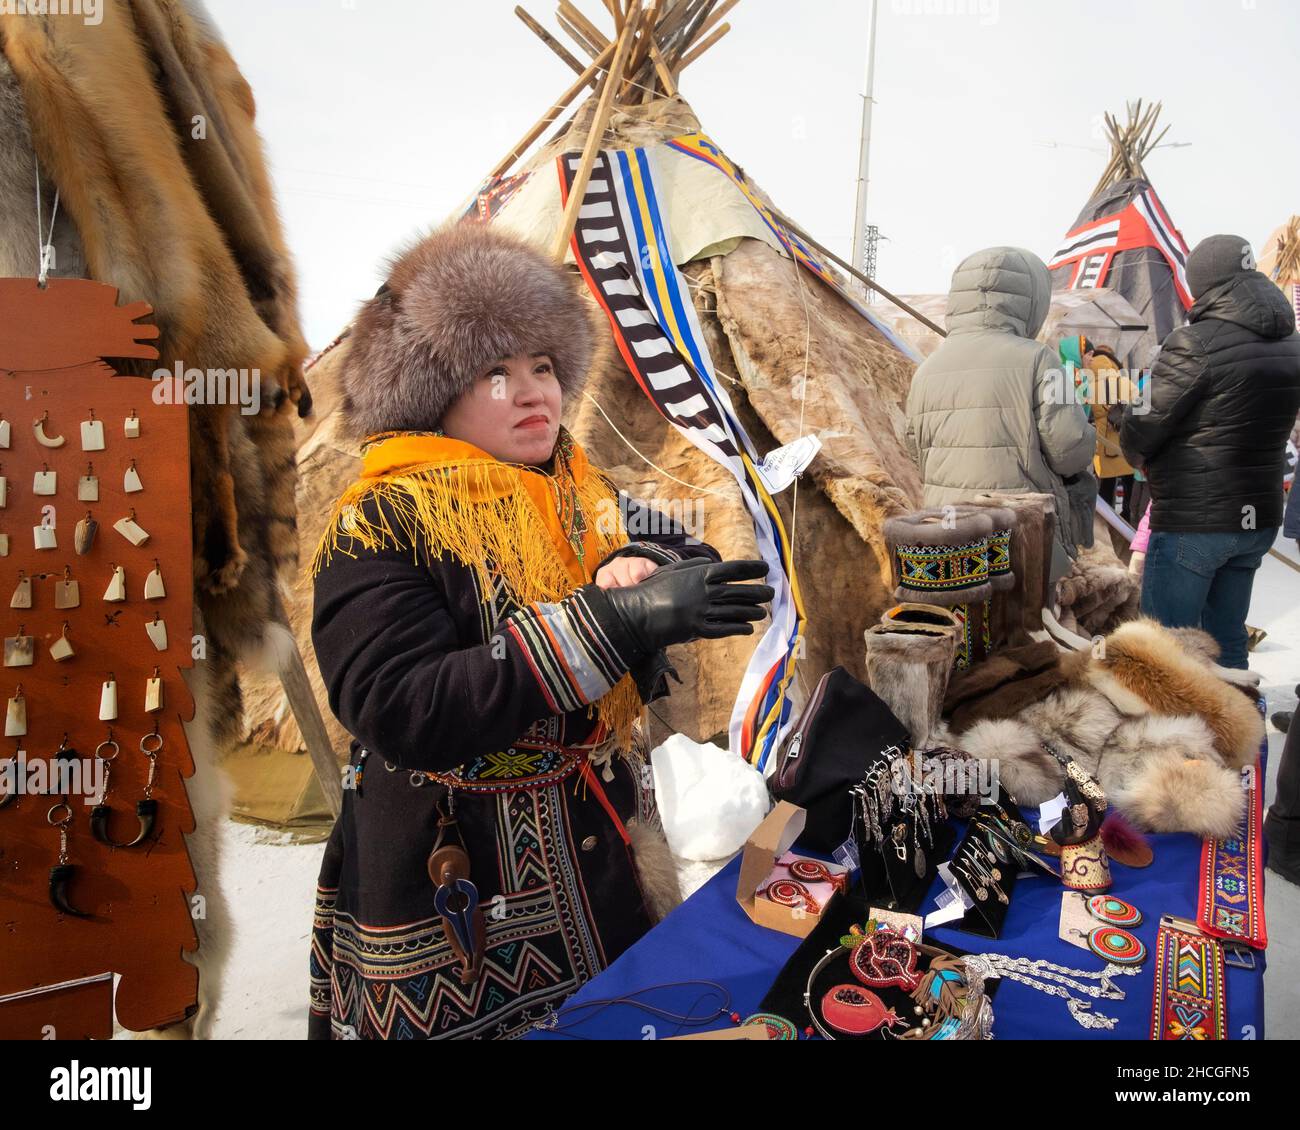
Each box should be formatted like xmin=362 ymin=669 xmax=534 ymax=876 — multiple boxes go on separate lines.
xmin=307 ymin=224 xmax=772 ymax=1039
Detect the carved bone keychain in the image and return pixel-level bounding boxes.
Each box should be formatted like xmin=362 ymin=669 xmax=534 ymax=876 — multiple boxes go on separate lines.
xmin=78 ymin=464 xmax=99 ymax=502
xmin=47 ymin=800 xmax=92 ymax=918
xmin=33 ymin=465 xmax=56 ymax=496
xmin=4 ymin=628 xmax=34 ymax=668
xmin=124 ymin=410 xmax=140 ymax=438
xmin=113 ymin=510 xmax=150 ymax=547
xmin=90 ymin=731 xmax=160 ymax=850
xmin=0 ymin=533 xmax=8 ymax=557
xmin=146 ymin=668 xmax=163 ymax=714
xmin=145 ymin=613 xmax=168 ymax=651
xmin=55 ymin=566 xmax=79 ymax=609
xmin=427 ymin=796 xmax=486 ymax=985
xmin=0 ymin=466 xmax=7 ymax=508
xmin=123 ymin=461 xmax=143 ymax=494
xmin=103 ymin=564 xmax=126 ymax=602
xmin=75 ymin=512 xmax=98 ymax=555
xmin=5 ymin=686 xmax=25 ymax=738
xmin=33 ymin=411 xmax=65 ymax=448
xmin=99 ymin=674 xmax=118 ymax=722
xmin=0 ymin=415 xmax=9 ymax=448
xmin=80 ymin=409 xmax=105 ymax=452
xmin=10 ymin=570 xmax=31 ymax=609
xmin=49 ymin=622 xmax=74 ymax=662
xmin=144 ymin=560 xmax=165 ymax=600
xmin=33 ymin=522 xmax=56 ymax=550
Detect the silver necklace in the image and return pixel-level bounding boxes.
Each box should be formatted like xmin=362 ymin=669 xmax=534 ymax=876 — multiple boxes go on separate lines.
xmin=968 ymin=954 xmax=1139 ymax=1031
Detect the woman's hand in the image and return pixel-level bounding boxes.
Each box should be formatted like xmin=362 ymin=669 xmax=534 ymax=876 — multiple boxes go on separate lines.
xmin=594 ymin=555 xmax=660 ymax=590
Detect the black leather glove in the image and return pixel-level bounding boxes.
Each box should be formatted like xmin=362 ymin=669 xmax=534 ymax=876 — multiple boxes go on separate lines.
xmin=602 ymin=559 xmax=774 ymax=659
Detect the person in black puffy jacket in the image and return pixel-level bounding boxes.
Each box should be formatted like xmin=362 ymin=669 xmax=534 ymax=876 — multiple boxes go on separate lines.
xmin=1120 ymin=234 xmax=1300 ymax=668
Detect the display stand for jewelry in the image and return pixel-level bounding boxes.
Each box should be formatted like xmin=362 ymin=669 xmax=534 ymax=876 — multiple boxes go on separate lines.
xmin=853 ymin=751 xmax=955 ymax=914
xmin=948 ymin=811 xmax=1021 ymax=940
xmin=0 ymin=279 xmax=199 ymax=1036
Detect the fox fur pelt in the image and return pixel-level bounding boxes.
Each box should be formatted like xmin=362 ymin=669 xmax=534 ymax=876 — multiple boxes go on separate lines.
xmin=939 ymin=619 xmax=1260 ymax=840
xmin=0 ymin=2 xmax=310 ymax=753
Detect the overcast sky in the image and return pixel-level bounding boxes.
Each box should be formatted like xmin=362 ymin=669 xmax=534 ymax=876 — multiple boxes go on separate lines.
xmin=206 ymin=0 xmax=1300 ymax=349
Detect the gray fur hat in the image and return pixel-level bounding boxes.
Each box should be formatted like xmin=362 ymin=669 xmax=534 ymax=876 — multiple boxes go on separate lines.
xmin=340 ymin=223 xmax=596 ymax=436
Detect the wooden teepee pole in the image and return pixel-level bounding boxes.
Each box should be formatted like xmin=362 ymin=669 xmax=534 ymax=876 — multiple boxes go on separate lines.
xmin=550 ymin=0 xmax=643 ymax=261
xmin=488 ymin=40 xmax=616 ymax=180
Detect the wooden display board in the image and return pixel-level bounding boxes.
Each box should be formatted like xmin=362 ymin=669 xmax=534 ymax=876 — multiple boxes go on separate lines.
xmin=0 ymin=278 xmax=200 ymax=1035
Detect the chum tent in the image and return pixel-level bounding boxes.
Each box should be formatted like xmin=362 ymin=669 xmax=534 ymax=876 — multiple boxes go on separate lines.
xmin=236 ymin=0 xmax=937 ymax=822
xmin=1047 ymin=101 xmax=1192 ymax=351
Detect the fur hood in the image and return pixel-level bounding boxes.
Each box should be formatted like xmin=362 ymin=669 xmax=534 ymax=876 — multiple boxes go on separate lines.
xmin=341 ymin=224 xmax=596 ymax=436
xmin=1086 ymin=618 xmax=1264 ymax=768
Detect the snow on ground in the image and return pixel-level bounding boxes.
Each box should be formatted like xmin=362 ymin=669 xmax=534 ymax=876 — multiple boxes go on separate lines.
xmin=203 ymin=531 xmax=1300 ymax=1040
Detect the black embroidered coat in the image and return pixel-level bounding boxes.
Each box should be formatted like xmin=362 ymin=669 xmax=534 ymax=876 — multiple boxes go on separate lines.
xmin=307 ymin=493 xmax=717 ymax=1039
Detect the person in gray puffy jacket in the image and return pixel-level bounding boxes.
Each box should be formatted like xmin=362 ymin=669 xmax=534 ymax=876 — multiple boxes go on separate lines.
xmin=905 ymin=247 xmax=1097 ymax=582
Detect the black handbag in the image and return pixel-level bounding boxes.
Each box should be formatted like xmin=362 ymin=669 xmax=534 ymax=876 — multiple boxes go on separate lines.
xmin=771 ymin=667 xmax=912 ymax=854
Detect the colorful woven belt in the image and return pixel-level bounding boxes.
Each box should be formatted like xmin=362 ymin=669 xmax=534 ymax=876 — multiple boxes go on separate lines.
xmin=1150 ymin=921 xmax=1226 ymax=1041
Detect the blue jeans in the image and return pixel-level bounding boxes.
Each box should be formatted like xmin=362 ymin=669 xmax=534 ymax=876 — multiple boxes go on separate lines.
xmin=1140 ymin=529 xmax=1277 ymax=669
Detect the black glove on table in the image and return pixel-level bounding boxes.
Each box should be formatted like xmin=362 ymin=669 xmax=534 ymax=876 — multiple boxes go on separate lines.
xmin=602 ymin=558 xmax=773 ymax=661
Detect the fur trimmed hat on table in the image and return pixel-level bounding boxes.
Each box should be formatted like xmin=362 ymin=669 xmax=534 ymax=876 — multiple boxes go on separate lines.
xmin=937 ymin=619 xmax=1262 ymax=840
xmin=340 ymin=224 xmax=596 ymax=436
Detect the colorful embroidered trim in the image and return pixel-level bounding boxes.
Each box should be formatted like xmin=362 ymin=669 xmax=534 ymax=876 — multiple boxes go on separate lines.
xmin=1198 ymin=759 xmax=1268 ymax=949
xmin=951 ymin=601 xmax=992 ymax=672
xmin=988 ymin=529 xmax=1012 ymax=579
xmin=895 ymin=539 xmax=991 ymax=596
xmin=504 ymin=590 xmax=635 ymax=717
xmin=1150 ymin=924 xmax=1226 ymax=1041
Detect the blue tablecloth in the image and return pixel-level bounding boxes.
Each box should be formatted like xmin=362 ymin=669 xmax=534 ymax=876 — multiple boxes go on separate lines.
xmin=529 ymin=825 xmax=1267 ymax=1040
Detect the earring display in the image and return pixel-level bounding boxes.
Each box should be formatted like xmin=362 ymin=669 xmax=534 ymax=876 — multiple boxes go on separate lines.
xmin=11 ymin=571 xmax=32 ymax=609
xmin=55 ymin=568 xmax=80 ymax=610
xmin=78 ymin=467 xmax=99 ymax=502
xmin=104 ymin=564 xmax=127 ymax=603
xmin=80 ymin=414 xmax=105 ymax=452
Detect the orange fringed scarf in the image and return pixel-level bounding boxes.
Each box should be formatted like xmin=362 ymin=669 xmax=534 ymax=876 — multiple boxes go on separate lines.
xmin=313 ymin=427 xmax=643 ymax=746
